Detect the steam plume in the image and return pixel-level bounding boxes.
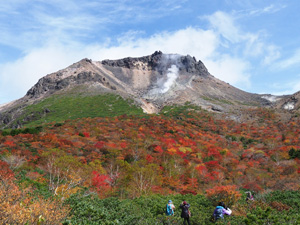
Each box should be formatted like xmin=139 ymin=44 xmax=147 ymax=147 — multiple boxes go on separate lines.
xmin=145 ymin=54 xmax=181 ymax=98
xmin=159 ymin=65 xmax=179 ymax=93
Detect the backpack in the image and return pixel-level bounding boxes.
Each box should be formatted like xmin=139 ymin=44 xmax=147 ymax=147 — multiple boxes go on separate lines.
xmin=166 ymin=204 xmax=173 ymax=216
xmin=214 ymin=207 xmax=224 ymax=220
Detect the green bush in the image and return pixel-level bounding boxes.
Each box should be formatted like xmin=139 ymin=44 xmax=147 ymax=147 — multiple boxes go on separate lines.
xmin=264 ymin=190 xmax=300 ymax=208
xmin=1 ymin=126 xmax=42 ymax=136
xmin=64 ymin=193 xmax=215 ymax=225
xmin=63 ymin=191 xmax=300 ymax=224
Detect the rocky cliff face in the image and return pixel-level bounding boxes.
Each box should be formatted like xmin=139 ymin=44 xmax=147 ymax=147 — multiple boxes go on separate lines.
xmin=0 ymin=51 xmax=282 ymax=128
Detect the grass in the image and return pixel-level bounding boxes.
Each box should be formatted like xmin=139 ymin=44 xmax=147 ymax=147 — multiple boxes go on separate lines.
xmin=16 ymin=93 xmax=145 ymax=127
xmin=161 ymin=102 xmax=205 ymax=118
xmin=6 ymin=93 xmax=214 ymax=129
xmin=202 ymin=96 xmax=234 ymax=105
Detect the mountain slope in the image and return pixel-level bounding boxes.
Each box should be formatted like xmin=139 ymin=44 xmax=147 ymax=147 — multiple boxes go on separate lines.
xmin=0 ymin=51 xmax=283 ymax=128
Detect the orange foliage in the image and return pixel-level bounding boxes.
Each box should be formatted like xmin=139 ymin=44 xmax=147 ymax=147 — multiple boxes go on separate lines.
xmin=206 ymin=185 xmax=241 ymax=207
xmin=0 ymin=177 xmax=69 ymax=224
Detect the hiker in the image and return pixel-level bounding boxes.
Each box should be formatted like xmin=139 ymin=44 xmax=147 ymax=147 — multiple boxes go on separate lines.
xmin=166 ymin=200 xmax=175 ymax=216
xmin=213 ymin=202 xmax=232 ymax=221
xmin=179 ymin=201 xmax=191 ymax=225
xmin=245 ymin=191 xmax=254 ymax=202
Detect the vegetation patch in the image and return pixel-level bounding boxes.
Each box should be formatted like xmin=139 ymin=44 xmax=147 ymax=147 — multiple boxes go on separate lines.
xmin=202 ymin=96 xmax=234 ymax=105
xmin=1 ymin=126 xmax=42 ymax=136
xmin=16 ymin=94 xmax=144 ymax=127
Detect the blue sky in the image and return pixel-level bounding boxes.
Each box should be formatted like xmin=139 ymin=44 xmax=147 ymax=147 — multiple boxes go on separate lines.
xmin=1 ymin=0 xmax=300 ymax=104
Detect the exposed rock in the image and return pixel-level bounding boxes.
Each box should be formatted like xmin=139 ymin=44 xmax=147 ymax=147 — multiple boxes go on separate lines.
xmin=180 ymin=54 xmax=209 ymax=75
xmin=211 ymin=106 xmax=223 ymax=112
xmin=102 ymin=51 xmax=163 ymax=69
xmin=24 ymin=51 xmax=211 ymax=102
xmin=1 ymin=115 xmax=11 ymax=125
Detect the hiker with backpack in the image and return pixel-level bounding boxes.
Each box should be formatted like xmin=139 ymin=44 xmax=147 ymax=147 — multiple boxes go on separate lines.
xmin=245 ymin=191 xmax=254 ymax=202
xmin=166 ymin=200 xmax=175 ymax=216
xmin=179 ymin=201 xmax=191 ymax=225
xmin=213 ymin=202 xmax=232 ymax=221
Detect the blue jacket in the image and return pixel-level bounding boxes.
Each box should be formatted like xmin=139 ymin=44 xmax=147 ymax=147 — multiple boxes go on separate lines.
xmin=213 ymin=206 xmax=232 ymax=220
xmin=166 ymin=203 xmax=174 ymax=216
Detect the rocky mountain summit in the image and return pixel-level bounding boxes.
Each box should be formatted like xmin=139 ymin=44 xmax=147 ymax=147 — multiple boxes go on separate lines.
xmin=0 ymin=51 xmax=296 ymax=128
xmin=25 ymin=51 xmax=212 ymax=107
xmin=20 ymin=51 xmax=269 ymax=111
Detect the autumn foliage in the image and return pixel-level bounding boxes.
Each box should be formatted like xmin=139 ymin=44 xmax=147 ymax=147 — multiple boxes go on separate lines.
xmin=0 ymin=173 xmax=69 ymax=224
xmin=206 ymin=185 xmax=241 ymax=207
xmin=1 ymin=106 xmax=300 ymax=222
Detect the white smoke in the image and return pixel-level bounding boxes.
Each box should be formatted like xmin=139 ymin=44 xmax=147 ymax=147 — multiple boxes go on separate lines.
xmin=261 ymin=95 xmax=279 ymax=102
xmin=158 ymin=64 xmax=179 ymax=93
xmin=283 ymin=102 xmax=295 ymax=110
xmin=144 ymin=54 xmax=181 ymax=98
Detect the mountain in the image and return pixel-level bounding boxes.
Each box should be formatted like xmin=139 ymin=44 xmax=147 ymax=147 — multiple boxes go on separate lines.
xmin=2 ymin=52 xmax=300 ymax=225
xmin=0 ymin=51 xmax=296 ymax=129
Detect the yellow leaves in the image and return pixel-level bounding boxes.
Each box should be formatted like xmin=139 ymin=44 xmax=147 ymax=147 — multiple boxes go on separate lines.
xmin=55 ymin=184 xmax=81 ymax=199
xmin=255 ymin=150 xmax=265 ymax=155
xmin=89 ymin=159 xmax=105 ymax=174
xmin=179 ymin=147 xmax=192 ymax=153
xmin=167 ymin=145 xmax=194 ymax=154
xmin=196 ymin=152 xmax=202 ymax=159
xmin=0 ymin=178 xmax=69 ymax=224
xmin=167 ymin=147 xmax=177 ymax=153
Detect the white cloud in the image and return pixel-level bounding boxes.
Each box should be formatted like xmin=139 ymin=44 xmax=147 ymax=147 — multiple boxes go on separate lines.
xmin=0 ymin=44 xmax=84 ymax=102
xmin=205 ymin=55 xmax=251 ymax=89
xmin=100 ymin=27 xmax=219 ymax=60
xmin=0 ymin=27 xmax=240 ymax=104
xmin=276 ymin=49 xmax=300 ymax=69
xmin=263 ymin=45 xmax=281 ymax=65
xmin=205 ymin=11 xmax=242 ymax=43
xmin=243 ymin=33 xmax=264 ymax=57
xmin=0 ymin=0 xmax=189 ymax=51
xmin=204 ymin=11 xmax=281 ymax=66
xmin=0 ymin=9 xmax=283 ymax=104
xmin=267 ymin=75 xmax=300 ymax=95
xmin=249 ymin=4 xmax=286 ymax=16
